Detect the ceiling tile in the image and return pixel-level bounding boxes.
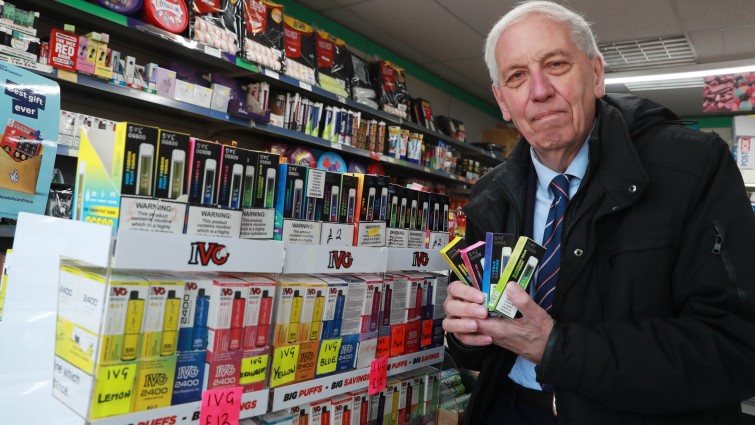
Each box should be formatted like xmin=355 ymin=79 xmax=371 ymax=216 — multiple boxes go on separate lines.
xmin=674 ymin=0 xmax=755 ymax=32
xmin=422 ymin=62 xmax=494 ymax=103
xmin=721 ymin=26 xmax=755 ymax=59
xmin=435 ymin=0 xmax=520 ymax=38
xmin=688 ymin=30 xmax=725 ymax=62
xmin=441 ymin=58 xmax=493 ymax=88
xmin=337 ymin=0 xmax=484 ymax=62
xmin=569 ymin=0 xmax=681 ymax=43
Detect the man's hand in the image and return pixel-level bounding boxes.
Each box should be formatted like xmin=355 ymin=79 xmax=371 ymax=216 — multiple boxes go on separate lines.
xmin=477 ymin=282 xmax=555 ymax=364
xmin=442 ymin=281 xmax=493 ymax=346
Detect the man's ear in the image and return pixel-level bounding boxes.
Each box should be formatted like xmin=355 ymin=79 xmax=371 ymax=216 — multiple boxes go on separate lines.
xmin=592 ymin=56 xmax=606 ymax=98
xmin=492 ymin=83 xmax=512 ymax=121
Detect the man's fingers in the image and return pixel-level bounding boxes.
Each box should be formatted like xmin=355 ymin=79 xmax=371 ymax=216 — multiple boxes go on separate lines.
xmin=443 ymin=317 xmax=481 ymax=334
xmin=455 ymin=333 xmax=493 ymax=347
xmin=444 ymin=299 xmax=489 ymax=320
xmin=505 ymin=282 xmax=542 ymax=317
xmin=448 ymin=281 xmax=486 ymax=304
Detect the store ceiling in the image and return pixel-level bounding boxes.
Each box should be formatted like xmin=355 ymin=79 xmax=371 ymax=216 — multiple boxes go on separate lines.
xmin=294 ymin=0 xmax=755 ymax=118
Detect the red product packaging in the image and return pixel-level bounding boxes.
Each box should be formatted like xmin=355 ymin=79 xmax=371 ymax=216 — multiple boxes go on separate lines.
xmin=49 ymin=28 xmax=78 ymax=72
xmin=143 ymin=0 xmax=189 ymax=34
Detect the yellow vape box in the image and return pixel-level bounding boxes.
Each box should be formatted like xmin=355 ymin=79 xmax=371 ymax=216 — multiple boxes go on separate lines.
xmin=137 ymin=274 xmax=185 ymax=359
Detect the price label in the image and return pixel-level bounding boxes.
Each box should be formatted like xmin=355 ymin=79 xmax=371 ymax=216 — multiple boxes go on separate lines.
xmin=390 ymin=324 xmax=406 ymax=357
xmin=459 ymin=176 xmax=467 ymax=183
xmin=200 ymin=386 xmax=242 ymax=425
xmin=337 ymin=95 xmax=347 ymax=104
xmin=299 ymin=81 xmax=312 ymax=91
xmin=90 ymin=364 xmax=137 ymax=418
xmin=271 ymin=345 xmax=299 ymax=387
xmin=240 ymin=354 xmax=268 ymax=385
xmin=264 ymin=68 xmax=280 ymax=80
xmin=376 ymin=335 xmax=391 ymax=358
xmin=316 ymin=338 xmax=342 ymax=375
xmin=368 ymin=356 xmax=388 ymax=395
xmin=450 ymin=174 xmax=457 ymax=180
xmin=421 ymin=320 xmax=433 ymax=348
xmin=423 ymin=167 xmax=432 ymax=173
xmin=369 ymin=152 xmax=381 ymax=161
xmin=331 ymin=142 xmax=343 ymax=150
xmin=204 ymin=45 xmax=222 ymax=58
xmin=368 ymin=226 xmax=381 ymax=237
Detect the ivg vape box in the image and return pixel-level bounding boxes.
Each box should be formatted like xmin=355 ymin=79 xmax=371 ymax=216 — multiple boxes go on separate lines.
xmin=172 ymin=350 xmax=207 ymax=405
xmin=321 ymin=172 xmax=354 ymax=246
xmin=276 ymin=163 xmax=321 ymax=244
xmin=272 ymin=276 xmax=307 ymax=346
xmin=221 ymin=273 xmax=277 ymax=350
xmin=155 ymin=129 xmax=191 ymax=201
xmin=132 ymin=356 xmax=178 ymax=411
xmin=240 ymin=151 xmax=277 ymax=239
xmin=347 ymin=391 xmax=369 ymax=425
xmin=137 ymin=275 xmax=185 ymax=360
xmin=298 ymin=276 xmax=328 ymax=343
xmin=205 ymin=277 xmax=248 ymax=353
xmin=427 ymin=193 xmax=450 ymax=249
xmin=386 ymin=184 xmax=410 ymax=248
xmin=205 ymin=349 xmax=243 ymax=390
xmin=331 ymin=394 xmax=352 ymax=425
xmin=240 ymin=346 xmax=270 ymax=392
xmin=187 ymin=138 xmax=223 ymax=206
xmin=98 ymin=274 xmax=149 ymax=365
xmin=177 ymin=277 xmax=213 ymax=353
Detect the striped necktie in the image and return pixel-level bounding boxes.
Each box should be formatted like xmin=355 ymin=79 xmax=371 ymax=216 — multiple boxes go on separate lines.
xmin=534 ymin=174 xmax=570 ymax=313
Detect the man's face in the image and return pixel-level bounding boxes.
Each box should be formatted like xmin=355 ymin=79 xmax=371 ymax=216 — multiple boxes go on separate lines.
xmin=491 ymin=15 xmax=605 ymax=155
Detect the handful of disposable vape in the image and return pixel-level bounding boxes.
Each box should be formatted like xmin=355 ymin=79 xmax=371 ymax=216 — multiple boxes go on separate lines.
xmin=488 ymin=236 xmax=545 ymax=318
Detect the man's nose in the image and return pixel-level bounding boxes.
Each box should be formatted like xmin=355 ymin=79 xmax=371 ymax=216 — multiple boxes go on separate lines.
xmin=530 ymin=70 xmax=555 ymax=101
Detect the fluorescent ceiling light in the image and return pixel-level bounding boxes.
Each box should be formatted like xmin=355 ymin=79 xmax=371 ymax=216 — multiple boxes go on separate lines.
xmin=605 ymin=65 xmax=755 ymax=85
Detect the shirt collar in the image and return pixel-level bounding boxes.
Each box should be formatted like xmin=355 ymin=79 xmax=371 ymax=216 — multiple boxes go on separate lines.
xmin=530 ymin=123 xmax=592 ymax=192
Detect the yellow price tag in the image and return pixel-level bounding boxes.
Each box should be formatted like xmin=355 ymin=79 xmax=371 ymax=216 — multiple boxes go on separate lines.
xmin=91 ymin=363 xmax=138 ymax=419
xmin=316 ymin=338 xmax=342 ymax=375
xmin=368 ymin=226 xmax=380 ymax=237
xmin=270 ymin=345 xmax=299 ymax=388
xmin=240 ymin=354 xmax=269 ymax=385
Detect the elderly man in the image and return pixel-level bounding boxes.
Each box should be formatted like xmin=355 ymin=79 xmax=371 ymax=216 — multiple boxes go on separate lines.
xmin=443 ymin=1 xmax=755 ymax=424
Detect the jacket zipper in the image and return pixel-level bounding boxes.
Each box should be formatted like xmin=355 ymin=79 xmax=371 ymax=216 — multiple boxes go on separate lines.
xmin=712 ymin=221 xmax=746 ymax=311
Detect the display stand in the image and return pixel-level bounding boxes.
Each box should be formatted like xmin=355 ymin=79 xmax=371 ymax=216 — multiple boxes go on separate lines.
xmin=3 ymin=213 xmax=448 ymax=424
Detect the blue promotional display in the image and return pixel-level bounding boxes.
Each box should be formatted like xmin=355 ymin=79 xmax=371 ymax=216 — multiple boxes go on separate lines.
xmin=0 ymin=61 xmax=59 ymax=219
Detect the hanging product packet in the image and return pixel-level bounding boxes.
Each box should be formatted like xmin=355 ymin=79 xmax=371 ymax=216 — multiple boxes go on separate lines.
xmin=374 ymin=60 xmax=411 ymax=118
xmin=191 ymin=0 xmax=243 ymax=54
xmin=283 ymin=15 xmax=316 ymax=85
xmin=315 ymin=30 xmax=350 ymax=98
xmin=244 ymin=0 xmax=285 ymax=71
xmin=349 ymin=51 xmax=377 ymax=108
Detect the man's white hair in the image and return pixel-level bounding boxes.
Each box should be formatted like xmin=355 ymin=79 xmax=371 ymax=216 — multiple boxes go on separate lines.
xmin=484 ymin=0 xmax=602 ymax=84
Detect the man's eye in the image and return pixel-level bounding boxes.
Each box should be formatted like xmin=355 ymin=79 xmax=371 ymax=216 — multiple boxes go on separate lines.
xmin=506 ymin=72 xmax=525 ymax=85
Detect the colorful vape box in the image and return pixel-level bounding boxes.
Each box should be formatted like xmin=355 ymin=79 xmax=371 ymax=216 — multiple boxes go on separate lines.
xmin=240 ymin=346 xmax=270 ymax=392
xmin=384 ymin=378 xmax=402 ymax=425
xmin=117 ymin=123 xmax=160 ymax=197
xmin=348 ymin=390 xmax=370 ymax=425
xmin=75 ymin=35 xmax=95 ymax=75
xmin=386 ymin=184 xmax=409 ymax=229
xmin=322 ymin=172 xmax=342 ymax=223
xmin=304 ymin=167 xmax=326 ymax=221
xmin=460 ymin=241 xmax=486 ymax=289
xmin=172 ymin=350 xmax=207 ymax=405
xmin=338 ymin=174 xmax=358 ymax=224
xmin=419 ymin=274 xmax=438 ymax=350
xmin=273 ymin=276 xmax=306 ymax=345
xmin=393 ymin=272 xmax=425 ymax=323
xmin=155 ymin=129 xmax=191 ymax=200
xmin=138 ymin=275 xmax=185 ymax=359
xmin=429 ymin=193 xmax=449 ymax=233
xmin=176 ymin=276 xmax=214 ymax=353
xmin=489 ymin=236 xmax=546 ymax=318
xmin=291 ymin=405 xmax=311 ymax=425
xmin=98 ymin=273 xmax=149 ymax=365
xmin=383 ymin=274 xmax=409 ymax=357
xmin=482 ymin=233 xmax=517 ymax=305
xmin=440 ymin=236 xmax=473 ymax=286
xmin=295 ymin=340 xmax=320 ymax=383
xmin=422 ymin=369 xmax=441 ymax=421
xmin=132 ymin=356 xmax=178 ymax=411
xmin=314 ymin=276 xmax=349 ymax=339
xmin=331 ymin=394 xmax=352 ymax=425
xmin=404 ymin=189 xmax=419 ymax=230
xmin=218 ymin=145 xmax=257 ymax=209
xmin=416 ymin=190 xmax=431 ymax=232
xmin=206 ymin=276 xmax=248 ymax=353
xmin=187 ymin=138 xmax=223 ymax=205
xmin=353 ymin=274 xmax=383 ymax=336
xmin=205 ymin=349 xmax=243 ymax=389
xmin=350 ymin=174 xmax=389 ymax=222
xmin=276 ymin=163 xmax=308 ymax=219
xmin=254 ymin=152 xmax=280 ymax=208
xmin=299 ymin=276 xmax=328 ymax=343
xmin=310 ymin=398 xmax=332 ymax=425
